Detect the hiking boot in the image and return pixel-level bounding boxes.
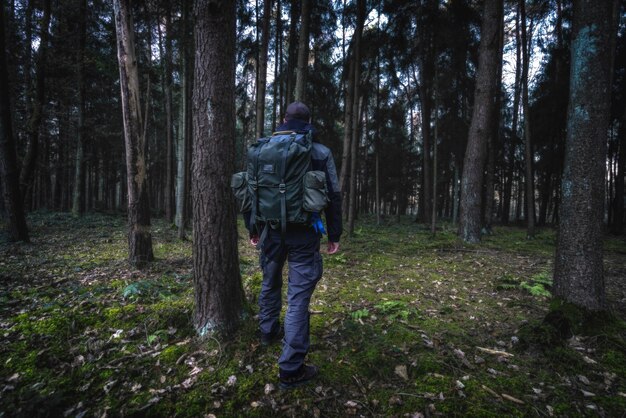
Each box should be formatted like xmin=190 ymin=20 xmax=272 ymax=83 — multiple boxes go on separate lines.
xmin=279 ymin=364 xmax=319 ymax=390
xmin=259 ymin=326 xmax=283 ymax=346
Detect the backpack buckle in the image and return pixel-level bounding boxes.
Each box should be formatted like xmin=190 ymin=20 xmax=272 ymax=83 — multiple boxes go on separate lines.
xmin=279 ymin=183 xmax=286 ymax=194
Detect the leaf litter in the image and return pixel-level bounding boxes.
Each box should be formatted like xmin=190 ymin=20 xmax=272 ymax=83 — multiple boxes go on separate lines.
xmin=0 ymin=213 xmax=625 ymax=416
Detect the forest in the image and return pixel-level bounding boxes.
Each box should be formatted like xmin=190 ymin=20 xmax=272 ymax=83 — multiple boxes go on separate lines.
xmin=1 ymin=0 xmax=625 ymax=417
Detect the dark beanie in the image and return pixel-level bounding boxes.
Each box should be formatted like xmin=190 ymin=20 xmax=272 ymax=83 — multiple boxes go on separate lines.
xmin=285 ymin=102 xmax=310 ymax=121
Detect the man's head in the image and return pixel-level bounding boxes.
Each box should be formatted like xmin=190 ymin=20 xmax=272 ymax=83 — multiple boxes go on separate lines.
xmin=285 ymin=102 xmax=311 ymax=122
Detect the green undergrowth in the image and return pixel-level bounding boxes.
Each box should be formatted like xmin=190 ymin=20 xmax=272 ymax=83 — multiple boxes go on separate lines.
xmin=0 ymin=212 xmax=625 ymax=417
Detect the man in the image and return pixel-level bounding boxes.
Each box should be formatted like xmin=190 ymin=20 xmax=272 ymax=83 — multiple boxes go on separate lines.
xmin=246 ymin=102 xmax=342 ymax=389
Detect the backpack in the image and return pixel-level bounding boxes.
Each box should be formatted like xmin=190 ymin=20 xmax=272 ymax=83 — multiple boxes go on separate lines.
xmin=231 ymin=130 xmax=329 ymax=236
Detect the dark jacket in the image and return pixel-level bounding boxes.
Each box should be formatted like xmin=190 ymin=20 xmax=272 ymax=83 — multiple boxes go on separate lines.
xmin=245 ymin=119 xmax=343 ymax=242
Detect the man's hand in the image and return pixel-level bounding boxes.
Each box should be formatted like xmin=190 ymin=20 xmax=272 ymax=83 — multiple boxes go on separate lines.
xmin=250 ymin=235 xmax=259 ymax=246
xmin=326 ymin=241 xmax=339 ymax=255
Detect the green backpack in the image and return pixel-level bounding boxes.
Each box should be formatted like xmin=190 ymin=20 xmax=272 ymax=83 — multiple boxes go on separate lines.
xmin=231 ymin=130 xmax=329 ymax=236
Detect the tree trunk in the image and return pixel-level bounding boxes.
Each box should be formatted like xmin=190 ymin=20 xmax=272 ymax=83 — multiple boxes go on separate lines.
xmin=0 ymin=2 xmax=29 ymax=242
xmin=339 ymin=53 xmax=354 ymax=218
xmin=192 ymin=0 xmax=244 ymax=335
xmin=20 ymin=0 xmax=51 ymax=206
xmin=347 ymin=0 xmax=366 ymax=235
xmin=431 ymin=82 xmax=439 ymax=235
xmin=163 ymin=7 xmax=175 ymax=223
xmin=176 ymin=0 xmax=192 ymax=240
xmin=294 ymin=0 xmax=310 ymax=102
xmin=502 ymin=4 xmax=522 ymax=225
xmin=613 ymin=105 xmax=626 ymax=234
xmin=452 ymin=157 xmax=460 ymax=225
xmin=417 ymin=0 xmax=437 ymax=225
xmin=285 ymin=0 xmax=299 ymax=103
xmin=348 ymin=93 xmax=364 ymax=235
xmin=255 ymin=0 xmax=272 ymax=138
xmin=272 ymin=0 xmax=282 ymax=129
xmin=459 ymin=0 xmax=503 ymax=243
xmin=113 ymin=0 xmax=154 ymax=267
xmin=72 ymin=0 xmax=87 ymax=217
xmin=483 ymin=15 xmax=503 ymax=233
xmin=520 ymin=0 xmax=535 ymax=238
xmin=554 ymin=0 xmax=618 ymax=310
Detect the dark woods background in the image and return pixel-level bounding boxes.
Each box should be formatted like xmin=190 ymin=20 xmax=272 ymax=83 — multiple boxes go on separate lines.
xmin=1 ymin=0 xmax=625 ymax=235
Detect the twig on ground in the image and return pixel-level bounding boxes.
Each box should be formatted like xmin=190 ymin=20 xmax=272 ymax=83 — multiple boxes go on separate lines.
xmin=476 ymin=346 xmax=514 ymax=357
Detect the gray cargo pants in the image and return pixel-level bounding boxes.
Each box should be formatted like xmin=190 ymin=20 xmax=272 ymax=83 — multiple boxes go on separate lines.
xmin=258 ymin=226 xmax=323 ymax=373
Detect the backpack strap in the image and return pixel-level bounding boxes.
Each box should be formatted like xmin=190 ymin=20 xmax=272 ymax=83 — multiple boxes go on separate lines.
xmin=279 ymin=133 xmax=296 ymax=243
xmin=250 ymin=142 xmax=263 ymax=235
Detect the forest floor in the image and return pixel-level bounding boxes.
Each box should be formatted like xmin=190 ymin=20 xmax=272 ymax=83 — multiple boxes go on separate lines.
xmin=0 ymin=212 xmax=625 ymax=418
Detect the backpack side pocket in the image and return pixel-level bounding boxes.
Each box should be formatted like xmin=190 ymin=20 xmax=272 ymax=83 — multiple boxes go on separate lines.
xmin=302 ymin=170 xmax=329 ymax=213
xmin=231 ymin=172 xmax=252 ymax=213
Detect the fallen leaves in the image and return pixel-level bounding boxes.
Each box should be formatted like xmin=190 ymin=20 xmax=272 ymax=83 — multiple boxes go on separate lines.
xmin=394 ymin=365 xmax=409 ymax=381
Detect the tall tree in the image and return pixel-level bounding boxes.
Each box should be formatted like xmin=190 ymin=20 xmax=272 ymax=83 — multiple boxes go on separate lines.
xmin=553 ymin=0 xmax=618 ymax=310
xmin=19 ymin=0 xmax=51 ymax=207
xmin=339 ymin=49 xmax=354 ymax=218
xmin=614 ymin=105 xmax=626 ymax=234
xmin=459 ymin=0 xmax=503 ymax=243
xmin=192 ymin=0 xmax=244 ymax=335
xmin=72 ymin=0 xmax=87 ymax=217
xmin=502 ymin=3 xmax=522 ymax=224
xmin=483 ymin=8 xmax=504 ymax=232
xmin=520 ymin=0 xmax=535 ymax=238
xmin=347 ymin=0 xmax=366 ymax=235
xmin=255 ymin=0 xmax=272 ymax=138
xmin=113 ymin=0 xmax=154 ymax=267
xmin=294 ymin=0 xmax=310 ymax=102
xmin=417 ymin=0 xmax=436 ymax=224
xmin=176 ymin=0 xmax=193 ymax=239
xmin=0 ymin=1 xmax=29 ymax=242
xmin=285 ymin=0 xmax=299 ymax=103
xmin=159 ymin=5 xmax=175 ymax=223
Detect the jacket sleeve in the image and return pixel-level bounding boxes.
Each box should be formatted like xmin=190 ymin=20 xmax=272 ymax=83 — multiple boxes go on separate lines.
xmin=243 ymin=211 xmax=257 ymax=237
xmin=323 ymin=152 xmax=343 ymax=242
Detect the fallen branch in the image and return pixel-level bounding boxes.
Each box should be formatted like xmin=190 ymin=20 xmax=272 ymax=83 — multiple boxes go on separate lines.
xmin=476 ymin=347 xmax=514 ymax=357
xmin=501 ymin=393 xmax=524 ymax=404
xmin=481 ymin=385 xmax=501 ymax=398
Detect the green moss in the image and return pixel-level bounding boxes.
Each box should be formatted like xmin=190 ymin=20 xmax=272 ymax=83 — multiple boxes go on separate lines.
xmin=160 ymin=345 xmax=187 ymax=364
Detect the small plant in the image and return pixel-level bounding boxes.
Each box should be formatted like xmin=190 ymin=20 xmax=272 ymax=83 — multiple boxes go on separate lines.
xmin=520 ymin=272 xmax=552 ymax=297
xmin=374 ymin=301 xmax=411 ymax=321
xmin=121 ymin=279 xmax=176 ymax=301
xmin=326 ymin=253 xmax=347 ymax=266
xmin=351 ymin=308 xmax=369 ymax=320
xmin=497 ymin=272 xmax=552 ymax=298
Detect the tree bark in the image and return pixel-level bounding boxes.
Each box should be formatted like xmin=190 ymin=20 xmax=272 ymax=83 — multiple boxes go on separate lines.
xmin=176 ymin=0 xmax=192 ymax=239
xmin=458 ymin=0 xmax=503 ymax=243
xmin=163 ymin=7 xmax=175 ymax=223
xmin=483 ymin=13 xmax=503 ymax=233
xmin=0 ymin=1 xmax=29 ymax=242
xmin=502 ymin=4 xmax=522 ymax=225
xmin=255 ymin=0 xmax=272 ymax=138
xmin=72 ymin=0 xmax=87 ymax=217
xmin=294 ymin=0 xmax=310 ymax=102
xmin=272 ymin=0 xmax=282 ymax=129
xmin=113 ymin=0 xmax=154 ymax=267
xmin=285 ymin=0 xmax=299 ymax=103
xmin=339 ymin=51 xmax=354 ymax=218
xmin=20 ymin=0 xmax=51 ymax=207
xmin=347 ymin=0 xmax=366 ymax=235
xmin=554 ymin=0 xmax=618 ymax=310
xmin=192 ymin=0 xmax=244 ymax=335
xmin=520 ymin=0 xmax=535 ymax=238
xmin=417 ymin=0 xmax=437 ymax=225
xmin=613 ymin=105 xmax=626 ymax=234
